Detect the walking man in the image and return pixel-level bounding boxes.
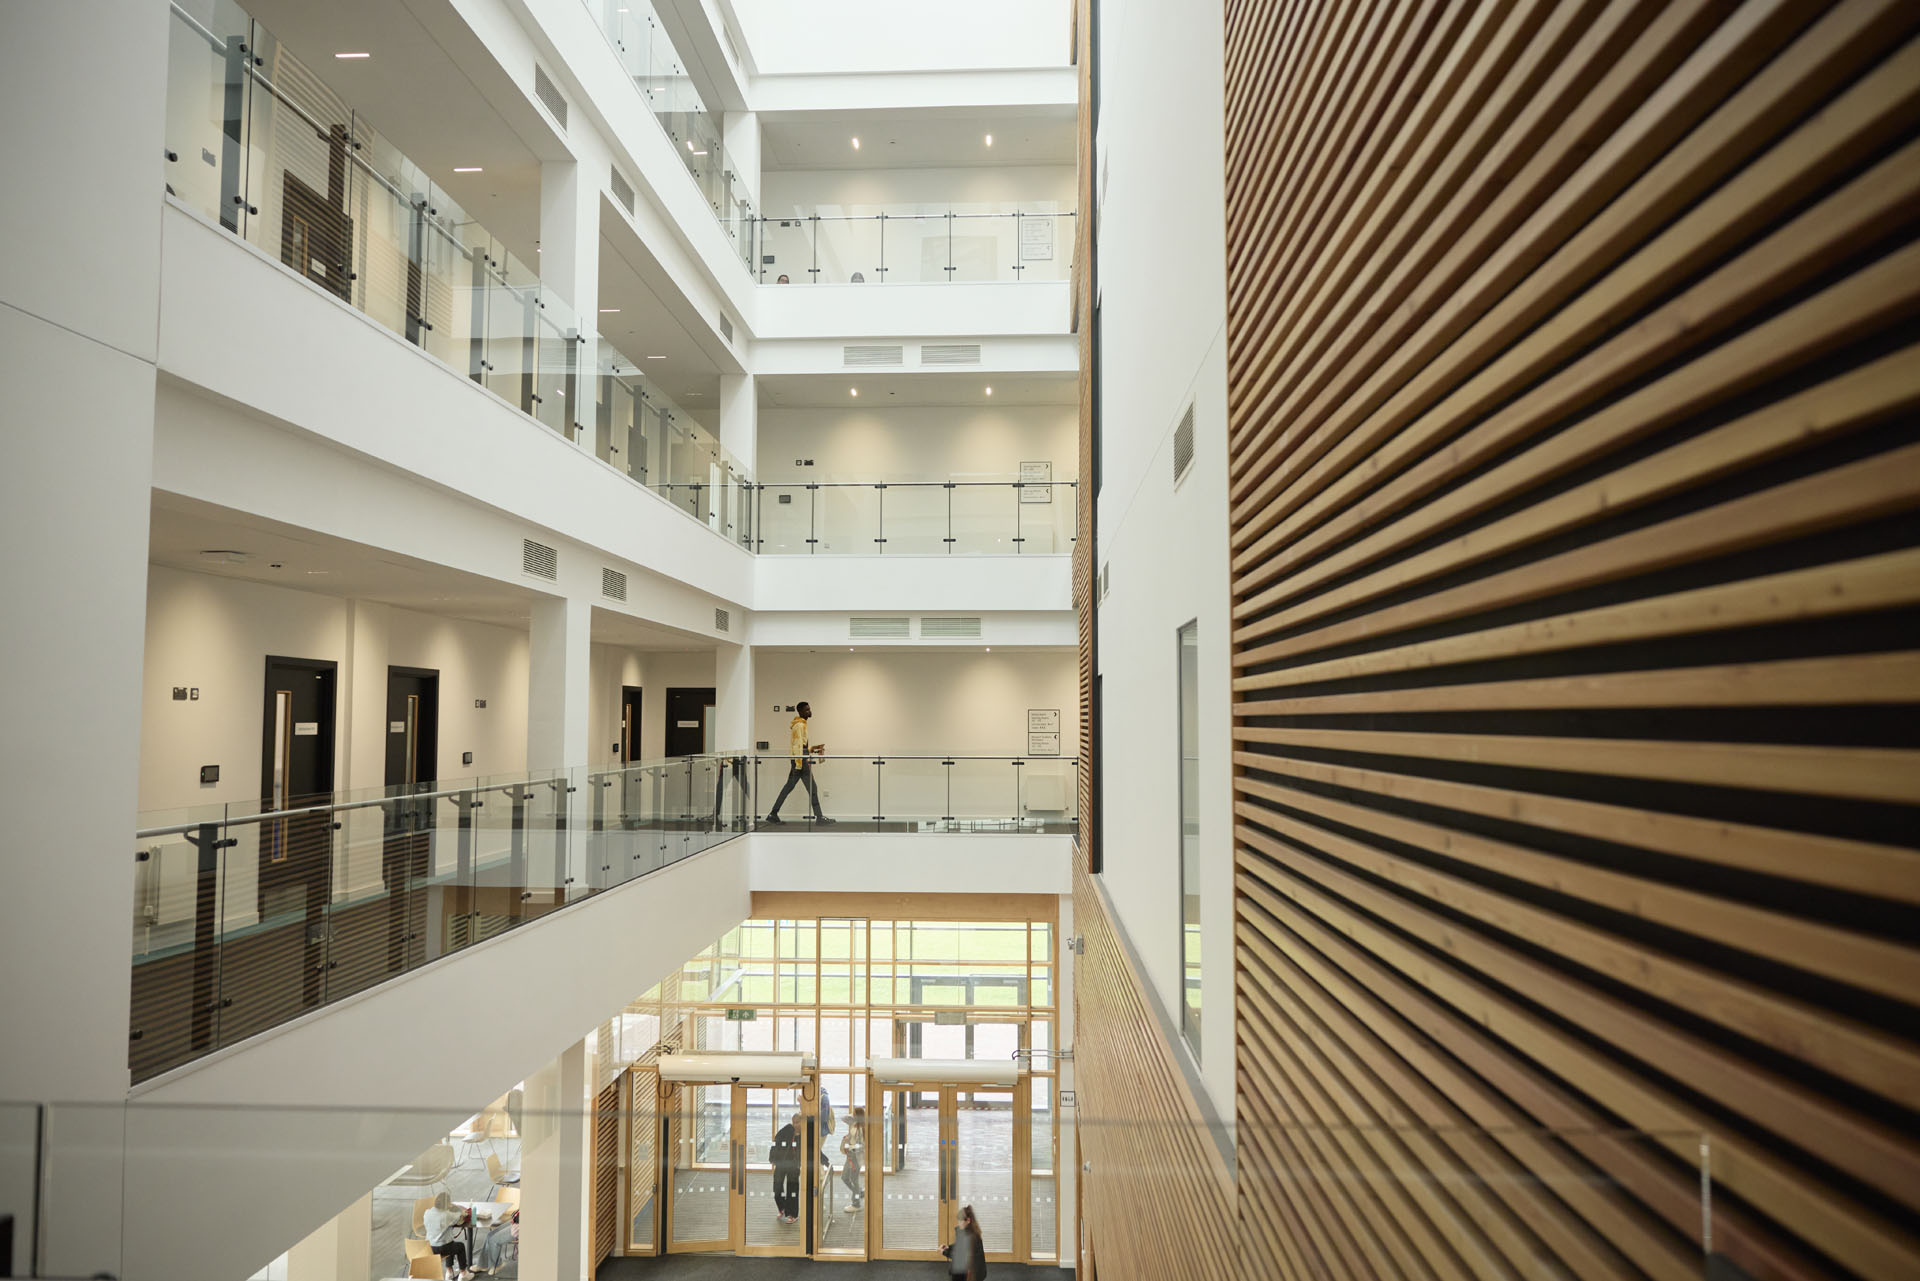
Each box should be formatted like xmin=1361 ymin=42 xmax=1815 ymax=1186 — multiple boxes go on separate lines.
xmin=765 ymin=701 xmax=833 ymax=824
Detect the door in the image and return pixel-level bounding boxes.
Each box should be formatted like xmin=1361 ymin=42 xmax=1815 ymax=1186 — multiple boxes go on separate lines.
xmin=620 ymin=686 xmax=645 ymax=763
xmin=252 ymin=657 xmax=337 ymax=1027
xmin=664 ymin=686 xmax=716 ymax=756
xmin=382 ymin=667 xmax=439 ymax=977
xmin=663 ymin=1081 xmax=813 ymax=1258
xmin=873 ymin=1082 xmax=1028 ymax=1263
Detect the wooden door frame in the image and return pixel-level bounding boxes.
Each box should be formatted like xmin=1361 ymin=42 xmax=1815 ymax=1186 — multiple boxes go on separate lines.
xmin=659 ymin=1075 xmax=817 ymax=1259
xmin=870 ymin=1077 xmax=1031 ymax=1264
xmin=662 ymin=1080 xmax=732 ymax=1254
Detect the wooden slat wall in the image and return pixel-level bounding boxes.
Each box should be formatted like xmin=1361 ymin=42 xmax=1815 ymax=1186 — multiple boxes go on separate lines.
xmin=1074 ymin=0 xmax=1097 ymax=879
xmin=589 ymin=1076 xmax=621 ymax=1275
xmin=1224 ymin=2 xmax=1920 ymax=1279
xmin=1074 ymin=862 xmax=1239 ymax=1281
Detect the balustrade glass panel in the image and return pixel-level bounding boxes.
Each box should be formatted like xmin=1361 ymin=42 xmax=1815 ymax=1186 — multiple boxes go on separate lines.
xmin=1016 ymin=484 xmax=1076 ymax=553
xmin=951 ymin=484 xmax=1020 ymax=554
xmin=243 ymin=25 xmax=358 ymax=299
xmin=883 ymin=213 xmax=951 ymax=283
xmin=815 ymin=486 xmax=882 ymax=553
xmin=163 ymin=0 xmax=251 ymax=227
xmin=881 ymin=484 xmax=948 ymax=554
xmin=950 ymin=759 xmax=1019 ymax=827
xmin=950 ymin=212 xmax=1016 ymax=282
xmin=760 ymin=217 xmax=814 ymax=282
xmin=883 ymin=758 xmax=947 ymax=823
xmin=1015 ymin=210 xmax=1075 ymax=282
xmin=815 ymin=757 xmax=878 ymax=823
xmin=815 ymin=216 xmax=882 ymax=284
xmin=758 ymin=484 xmax=813 ymax=553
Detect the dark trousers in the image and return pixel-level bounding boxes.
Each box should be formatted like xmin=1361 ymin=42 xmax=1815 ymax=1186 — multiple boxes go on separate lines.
xmin=767 ymin=761 xmax=823 ymax=818
xmin=774 ymin=1166 xmax=801 ymax=1217
xmin=842 ymin=1150 xmax=863 ymax=1202
xmin=431 ymin=1238 xmax=469 ymax=1270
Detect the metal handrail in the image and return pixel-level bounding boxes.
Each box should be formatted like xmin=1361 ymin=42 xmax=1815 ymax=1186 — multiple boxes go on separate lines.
xmin=133 ymin=774 xmax=564 ymax=840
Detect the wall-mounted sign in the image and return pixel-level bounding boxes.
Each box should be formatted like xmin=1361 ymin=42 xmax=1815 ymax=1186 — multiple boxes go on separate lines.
xmin=934 ymin=1010 xmax=968 ymax=1026
xmin=725 ymin=1007 xmax=758 ymax=1022
xmin=1020 ymin=216 xmax=1055 ymax=262
xmin=293 ymin=722 xmax=320 ymax=737
xmin=1019 ymin=460 xmax=1052 ymax=503
xmin=1028 ymin=708 xmax=1062 ymax=757
xmin=389 ymin=721 xmax=406 ymax=733
xmin=1061 ymin=1090 xmax=1076 ymax=1108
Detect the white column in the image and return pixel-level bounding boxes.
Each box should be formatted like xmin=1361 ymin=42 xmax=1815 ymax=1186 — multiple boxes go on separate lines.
xmin=516 ymin=1039 xmax=590 ymax=1281
xmin=717 ymin=371 xmax=757 ymax=470
xmin=722 ymin=109 xmax=761 ymax=213
xmin=2 ymin=1 xmax=168 ymax=1275
xmin=285 ymin=1191 xmax=371 ymax=1281
xmin=527 ymin=596 xmax=593 ymax=773
xmin=714 ymin=641 xmax=754 ymax=753
xmin=539 ymin=160 xmax=600 ymax=449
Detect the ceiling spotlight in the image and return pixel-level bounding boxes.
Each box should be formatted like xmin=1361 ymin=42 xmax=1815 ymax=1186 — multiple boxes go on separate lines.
xmin=453 ymin=166 xmax=482 ymax=173
xmin=851 ymin=137 xmax=861 ymax=149
xmin=985 ymin=134 xmax=993 ymax=146
xmin=334 ymin=51 xmax=370 ymax=59
xmin=849 ymin=387 xmax=859 ymax=397
xmin=647 ymin=354 xmax=667 ymax=360
xmin=600 ymin=307 xmax=620 ymax=313
xmin=985 ymin=386 xmax=993 ymax=396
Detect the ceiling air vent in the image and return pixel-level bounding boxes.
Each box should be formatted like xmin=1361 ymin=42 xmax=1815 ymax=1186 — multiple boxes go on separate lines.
xmin=844 ymin=344 xmax=904 ymax=368
xmin=715 ymin=607 xmax=730 ymax=632
xmin=610 ymin=167 xmax=635 ymax=215
xmin=921 ymin=343 xmax=982 ymax=366
xmin=719 ymin=313 xmax=734 ymax=343
xmin=523 ymin=538 xmax=558 ymax=581
xmin=601 ymin=567 xmax=627 ymax=601
xmin=920 ymin=616 xmax=982 ymax=640
xmin=1173 ymin=402 xmax=1196 ymax=484
xmin=533 ymin=65 xmax=568 ymax=131
xmin=850 ymin=616 xmax=911 ymax=640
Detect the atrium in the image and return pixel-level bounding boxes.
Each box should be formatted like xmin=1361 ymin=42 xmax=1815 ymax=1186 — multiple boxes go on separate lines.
xmin=1 ymin=1 xmax=1916 ymax=1280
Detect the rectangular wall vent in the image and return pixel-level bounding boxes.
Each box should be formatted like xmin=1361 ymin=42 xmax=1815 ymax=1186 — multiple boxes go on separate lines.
xmin=523 ymin=538 xmax=558 ymax=581
xmin=1098 ymin=563 xmax=1110 ymax=600
xmin=715 ymin=607 xmax=730 ymax=632
xmin=719 ymin=313 xmax=734 ymax=343
xmin=601 ymin=567 xmax=627 ymax=601
xmin=1173 ymin=402 xmax=1196 ymax=484
xmin=850 ymin=616 xmax=911 ymax=639
xmin=610 ymin=167 xmax=635 ymax=215
xmin=844 ymin=344 xmax=904 ymax=367
xmin=533 ymin=65 xmax=568 ymax=130
xmin=921 ymin=343 xmax=982 ymax=366
xmin=920 ymin=616 xmax=983 ymax=639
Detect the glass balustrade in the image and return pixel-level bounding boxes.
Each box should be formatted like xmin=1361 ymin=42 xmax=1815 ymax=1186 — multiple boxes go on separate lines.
xmin=751 ymin=483 xmax=1077 ymax=554
xmin=8 ymin=1101 xmax=1724 ymax=1281
xmin=755 ymin=208 xmax=1078 ymax=284
xmin=162 ymin=0 xmax=756 ymax=547
xmin=129 ymin=754 xmax=1073 ymax=1079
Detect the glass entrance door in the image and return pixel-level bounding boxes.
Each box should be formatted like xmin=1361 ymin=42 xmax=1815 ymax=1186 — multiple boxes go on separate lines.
xmin=872 ymin=1082 xmax=1027 ymax=1262
xmin=663 ymin=1081 xmax=813 ymax=1258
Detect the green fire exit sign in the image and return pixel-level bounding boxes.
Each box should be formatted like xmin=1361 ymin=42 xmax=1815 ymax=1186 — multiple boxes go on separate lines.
xmin=725 ymin=1007 xmax=757 ymax=1022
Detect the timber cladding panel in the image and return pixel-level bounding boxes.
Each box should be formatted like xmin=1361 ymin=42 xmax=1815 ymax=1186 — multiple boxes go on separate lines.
xmin=1223 ymin=1 xmax=1920 ymax=1280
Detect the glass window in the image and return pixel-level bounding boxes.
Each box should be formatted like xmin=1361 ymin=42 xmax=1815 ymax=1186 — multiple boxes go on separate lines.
xmin=1178 ymin=619 xmax=1202 ymax=1060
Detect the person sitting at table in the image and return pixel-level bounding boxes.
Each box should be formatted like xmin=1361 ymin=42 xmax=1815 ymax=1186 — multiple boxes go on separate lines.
xmin=424 ymin=1191 xmax=474 ymax=1280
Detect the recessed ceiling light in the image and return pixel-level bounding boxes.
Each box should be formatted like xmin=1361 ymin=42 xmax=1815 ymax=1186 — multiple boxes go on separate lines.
xmin=851 ymin=137 xmax=860 ymax=149
xmin=647 ymin=355 xmax=666 ymax=360
xmin=985 ymin=386 xmax=993 ymax=396
xmin=600 ymin=307 xmax=620 ymax=313
xmin=849 ymin=387 xmax=858 ymax=397
xmin=453 ymin=166 xmax=482 ymax=173
xmin=985 ymin=134 xmax=993 ymax=146
xmin=334 ymin=51 xmax=370 ymax=59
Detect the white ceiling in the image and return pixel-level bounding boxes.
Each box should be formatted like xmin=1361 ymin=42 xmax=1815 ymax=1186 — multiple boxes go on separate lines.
xmin=759 ymin=109 xmax=1077 ymax=171
xmin=598 ymin=231 xmax=725 ymax=425
xmin=758 ymin=371 xmax=1077 ymax=408
xmin=151 ymin=496 xmax=713 ymax=650
xmin=241 ymin=0 xmax=549 ymax=263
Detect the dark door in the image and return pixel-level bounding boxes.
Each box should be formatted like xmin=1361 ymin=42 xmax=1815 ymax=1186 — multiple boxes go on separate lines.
xmin=255 ymin=657 xmax=337 ymax=1023
xmin=383 ymin=667 xmax=439 ymax=976
xmin=664 ymin=687 xmax=716 ymax=757
xmin=621 ymin=686 xmax=645 ymax=763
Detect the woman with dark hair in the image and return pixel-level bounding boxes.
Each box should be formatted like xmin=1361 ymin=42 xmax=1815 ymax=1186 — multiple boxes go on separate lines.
xmin=943 ymin=1204 xmax=986 ymax=1279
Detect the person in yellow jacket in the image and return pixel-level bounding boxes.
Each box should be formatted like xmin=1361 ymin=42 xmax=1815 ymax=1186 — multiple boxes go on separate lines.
xmin=764 ymin=701 xmax=834 ymax=824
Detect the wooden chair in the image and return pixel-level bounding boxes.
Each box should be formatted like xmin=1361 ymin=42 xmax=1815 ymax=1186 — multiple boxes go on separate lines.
xmin=492 ymin=1186 xmax=521 ymax=1209
xmin=408 ymin=1257 xmax=444 ymax=1280
xmin=411 ymin=1196 xmax=436 ymax=1239
xmin=486 ymin=1151 xmax=519 ymax=1189
xmin=390 ymin=1144 xmax=455 ymax=1198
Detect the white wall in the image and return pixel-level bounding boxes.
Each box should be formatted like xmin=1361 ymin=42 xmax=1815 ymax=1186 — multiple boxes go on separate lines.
xmin=757 ymin=403 xmax=1076 ymax=482
xmin=587 ymin=645 xmax=720 ymax=762
xmin=734 ymin=0 xmax=1073 ymax=72
xmin=1090 ymin=0 xmax=1236 ymax=1119
xmin=753 ymin=649 xmax=1076 ymax=755
xmin=759 ymin=165 xmax=1076 ymax=213
xmin=139 ymin=566 xmax=532 ymax=814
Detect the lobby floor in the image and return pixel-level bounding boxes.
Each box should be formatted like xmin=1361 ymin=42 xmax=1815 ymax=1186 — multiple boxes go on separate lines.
xmin=600 ymin=1258 xmax=1072 ymax=1280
